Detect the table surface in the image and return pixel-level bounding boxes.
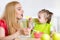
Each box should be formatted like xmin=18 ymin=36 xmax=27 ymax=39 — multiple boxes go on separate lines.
xmin=15 ymin=38 xmax=40 ymax=40
xmin=15 ymin=35 xmax=52 ymax=40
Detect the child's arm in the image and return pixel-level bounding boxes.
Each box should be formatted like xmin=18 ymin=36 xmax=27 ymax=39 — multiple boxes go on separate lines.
xmin=28 ymin=17 xmax=34 ymax=30
xmin=50 ymin=25 xmax=56 ymax=37
xmin=50 ymin=17 xmax=57 ymax=37
xmin=27 ymin=17 xmax=35 ymax=35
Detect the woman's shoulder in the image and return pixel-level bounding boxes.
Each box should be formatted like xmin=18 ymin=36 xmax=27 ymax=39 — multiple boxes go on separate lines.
xmin=0 ymin=19 xmax=7 ymax=28
xmin=0 ymin=19 xmax=5 ymax=23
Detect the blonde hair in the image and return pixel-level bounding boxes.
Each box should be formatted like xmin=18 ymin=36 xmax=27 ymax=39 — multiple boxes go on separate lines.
xmin=2 ymin=1 xmax=21 ymax=35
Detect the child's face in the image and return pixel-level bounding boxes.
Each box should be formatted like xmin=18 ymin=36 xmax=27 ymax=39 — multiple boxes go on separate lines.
xmin=38 ymin=13 xmax=47 ymax=23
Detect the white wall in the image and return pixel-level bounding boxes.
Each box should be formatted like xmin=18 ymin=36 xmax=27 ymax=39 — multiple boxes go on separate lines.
xmin=0 ymin=0 xmax=60 ymax=32
xmin=0 ymin=0 xmax=60 ymax=17
xmin=0 ymin=0 xmax=23 ymax=17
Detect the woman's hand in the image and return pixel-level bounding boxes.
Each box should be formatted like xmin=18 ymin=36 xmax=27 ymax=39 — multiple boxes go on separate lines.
xmin=21 ymin=28 xmax=31 ymax=35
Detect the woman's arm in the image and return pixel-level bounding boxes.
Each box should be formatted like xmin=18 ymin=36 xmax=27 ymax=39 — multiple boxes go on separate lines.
xmin=0 ymin=27 xmax=5 ymax=37
xmin=1 ymin=30 xmax=20 ymax=40
xmin=0 ymin=27 xmax=5 ymax=39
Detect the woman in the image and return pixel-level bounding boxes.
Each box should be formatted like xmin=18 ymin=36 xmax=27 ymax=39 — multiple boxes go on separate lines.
xmin=0 ymin=1 xmax=24 ymax=40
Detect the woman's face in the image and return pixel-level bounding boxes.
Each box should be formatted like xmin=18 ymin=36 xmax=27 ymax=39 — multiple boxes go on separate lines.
xmin=15 ymin=3 xmax=24 ymax=19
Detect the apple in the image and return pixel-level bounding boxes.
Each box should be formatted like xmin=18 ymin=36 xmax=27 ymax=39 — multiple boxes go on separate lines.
xmin=41 ymin=34 xmax=50 ymax=40
xmin=52 ymin=32 xmax=60 ymax=40
xmin=34 ymin=32 xmax=44 ymax=38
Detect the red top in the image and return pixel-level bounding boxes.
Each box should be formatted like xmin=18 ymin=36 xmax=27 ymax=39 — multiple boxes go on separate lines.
xmin=0 ymin=19 xmax=8 ymax=36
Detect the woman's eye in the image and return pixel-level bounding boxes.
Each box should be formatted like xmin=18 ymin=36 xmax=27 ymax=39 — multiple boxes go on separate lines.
xmin=38 ymin=16 xmax=40 ymax=18
xmin=18 ymin=8 xmax=21 ymax=11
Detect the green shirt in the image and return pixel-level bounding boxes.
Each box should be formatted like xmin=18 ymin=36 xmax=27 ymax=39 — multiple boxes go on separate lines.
xmin=31 ymin=18 xmax=51 ymax=37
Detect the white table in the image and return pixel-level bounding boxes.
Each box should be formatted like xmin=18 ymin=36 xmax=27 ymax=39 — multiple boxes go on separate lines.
xmin=15 ymin=35 xmax=52 ymax=40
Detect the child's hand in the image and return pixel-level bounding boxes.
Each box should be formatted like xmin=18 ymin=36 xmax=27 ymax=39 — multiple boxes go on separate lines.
xmin=28 ymin=17 xmax=33 ymax=22
xmin=50 ymin=31 xmax=55 ymax=38
xmin=28 ymin=17 xmax=34 ymax=30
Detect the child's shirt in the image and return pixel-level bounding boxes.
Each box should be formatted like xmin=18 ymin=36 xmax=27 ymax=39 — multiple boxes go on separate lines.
xmin=33 ymin=23 xmax=51 ymax=35
xmin=31 ymin=18 xmax=55 ymax=37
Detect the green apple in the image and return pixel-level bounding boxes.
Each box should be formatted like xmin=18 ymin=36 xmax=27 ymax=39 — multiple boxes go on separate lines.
xmin=41 ymin=34 xmax=50 ymax=40
xmin=52 ymin=32 xmax=60 ymax=40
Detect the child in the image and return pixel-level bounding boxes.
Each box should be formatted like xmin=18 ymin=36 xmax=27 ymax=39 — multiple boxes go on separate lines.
xmin=28 ymin=9 xmax=55 ymax=38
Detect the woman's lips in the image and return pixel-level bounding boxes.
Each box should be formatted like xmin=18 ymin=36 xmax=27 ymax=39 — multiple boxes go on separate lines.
xmin=21 ymin=14 xmax=23 ymax=17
